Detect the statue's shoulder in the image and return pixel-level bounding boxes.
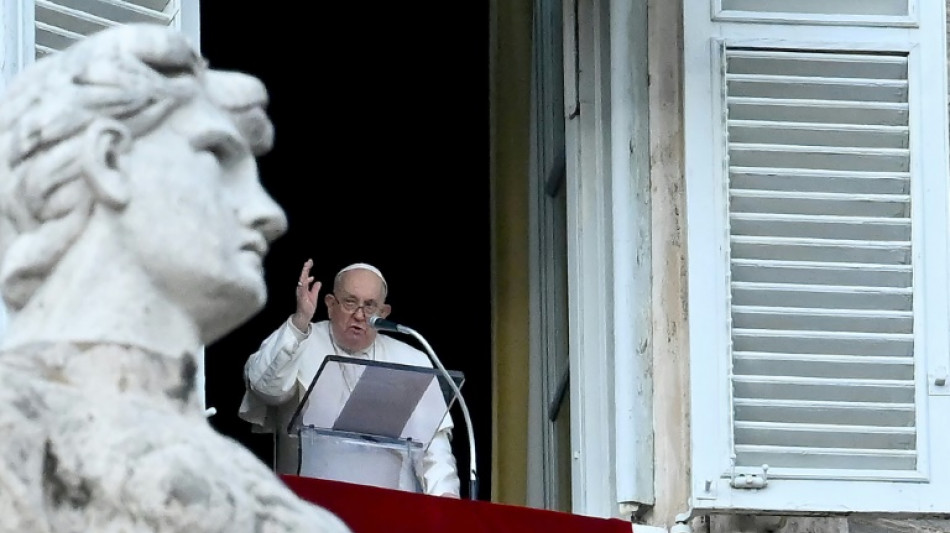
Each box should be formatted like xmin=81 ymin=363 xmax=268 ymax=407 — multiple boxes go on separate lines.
xmin=0 ymin=366 xmax=345 ymax=532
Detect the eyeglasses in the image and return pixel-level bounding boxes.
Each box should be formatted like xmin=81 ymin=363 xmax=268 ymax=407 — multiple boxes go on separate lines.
xmin=333 ymin=293 xmax=381 ymax=316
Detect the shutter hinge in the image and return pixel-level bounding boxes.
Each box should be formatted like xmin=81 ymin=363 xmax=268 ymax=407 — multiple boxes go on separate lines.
xmin=730 ymin=462 xmax=769 ymax=490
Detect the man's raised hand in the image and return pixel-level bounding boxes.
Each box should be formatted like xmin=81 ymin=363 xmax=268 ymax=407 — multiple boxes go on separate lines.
xmin=292 ymin=259 xmax=321 ymax=332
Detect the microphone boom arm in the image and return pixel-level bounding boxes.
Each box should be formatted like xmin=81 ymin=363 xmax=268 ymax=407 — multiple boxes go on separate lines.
xmin=370 ymin=317 xmax=478 ymax=500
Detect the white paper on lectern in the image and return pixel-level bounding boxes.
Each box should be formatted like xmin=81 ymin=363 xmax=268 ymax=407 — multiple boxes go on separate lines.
xmin=333 ymin=365 xmax=432 ymax=437
xmin=403 ymin=376 xmax=453 ymax=444
xmin=299 ymin=358 xmax=453 ymax=445
xmin=300 ymin=360 xmax=352 ymax=430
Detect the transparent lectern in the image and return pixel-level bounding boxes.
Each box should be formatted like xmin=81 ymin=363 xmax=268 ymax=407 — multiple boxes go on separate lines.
xmin=287 ymin=355 xmax=464 ymax=493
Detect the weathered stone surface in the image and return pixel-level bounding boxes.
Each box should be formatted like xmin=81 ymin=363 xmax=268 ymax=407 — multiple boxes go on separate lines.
xmin=848 ymin=518 xmax=950 ymax=532
xmin=708 ymin=515 xmax=950 ymax=532
xmin=0 ymin=23 xmax=349 ymax=532
xmin=708 ymin=514 xmax=848 ymax=533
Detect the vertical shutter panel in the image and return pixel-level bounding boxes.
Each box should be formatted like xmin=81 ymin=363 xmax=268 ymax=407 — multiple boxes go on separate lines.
xmin=727 ymin=48 xmax=917 ymax=477
xmin=34 ymin=0 xmax=176 ymax=59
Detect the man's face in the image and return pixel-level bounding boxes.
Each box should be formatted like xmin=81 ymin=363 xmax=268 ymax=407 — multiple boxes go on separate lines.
xmin=114 ymin=95 xmax=287 ymax=342
xmin=327 ymin=269 xmax=390 ymax=353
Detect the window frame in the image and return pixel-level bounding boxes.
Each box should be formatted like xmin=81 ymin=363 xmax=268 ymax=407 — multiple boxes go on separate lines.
xmin=0 ymin=0 xmax=34 ymax=90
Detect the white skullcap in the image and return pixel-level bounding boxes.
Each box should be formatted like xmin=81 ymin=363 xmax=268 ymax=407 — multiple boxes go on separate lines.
xmin=336 ymin=262 xmax=388 ymax=295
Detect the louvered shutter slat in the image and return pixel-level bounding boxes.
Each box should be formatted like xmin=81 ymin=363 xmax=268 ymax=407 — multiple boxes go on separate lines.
xmin=726 ymin=48 xmax=917 ymax=476
xmin=732 ymin=191 xmax=909 ymax=217
xmin=736 ymin=421 xmax=916 ymax=449
xmin=728 ymin=77 xmax=908 ymax=103
xmin=732 ymin=215 xmax=909 ymax=241
xmin=35 ymin=0 xmax=175 ymax=57
xmin=730 ymin=122 xmax=909 ymax=149
xmin=733 ymin=308 xmax=912 ymax=334
xmin=734 ymin=332 xmax=912 ymax=359
xmin=132 ymin=0 xmax=172 ymax=11
xmin=729 ymin=51 xmax=908 ymax=78
xmin=734 ymin=353 xmax=913 ymax=379
xmin=731 ymin=169 xmax=909 ymax=195
xmin=47 ymin=0 xmax=171 ymax=25
xmin=734 ymin=375 xmax=914 ymax=401
xmin=732 ymin=260 xmax=911 ymax=287
xmin=35 ymin=4 xmax=110 ymax=36
xmin=734 ymin=398 xmax=914 ymax=426
xmin=731 ymin=242 xmax=910 ymax=265
xmin=730 ymin=100 xmax=908 ymax=127
xmin=732 ymin=146 xmax=908 ymax=172
xmin=735 ymin=446 xmax=917 ymax=471
xmin=34 ymin=21 xmax=84 ymax=52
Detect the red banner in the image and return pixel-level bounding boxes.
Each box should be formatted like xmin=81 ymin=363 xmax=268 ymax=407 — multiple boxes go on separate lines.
xmin=281 ymin=475 xmax=633 ymax=533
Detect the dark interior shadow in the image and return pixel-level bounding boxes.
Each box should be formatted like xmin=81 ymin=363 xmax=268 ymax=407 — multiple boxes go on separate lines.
xmin=198 ymin=4 xmax=492 ymax=500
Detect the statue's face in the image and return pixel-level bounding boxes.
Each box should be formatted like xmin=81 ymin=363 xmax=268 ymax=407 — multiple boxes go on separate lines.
xmin=114 ymin=93 xmax=287 ymax=341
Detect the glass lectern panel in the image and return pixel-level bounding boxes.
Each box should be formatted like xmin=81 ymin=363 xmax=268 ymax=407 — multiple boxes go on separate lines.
xmin=288 ymin=355 xmax=465 ymax=446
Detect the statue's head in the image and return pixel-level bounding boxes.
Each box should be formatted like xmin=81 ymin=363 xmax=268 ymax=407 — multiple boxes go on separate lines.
xmin=0 ymin=23 xmax=287 ymax=343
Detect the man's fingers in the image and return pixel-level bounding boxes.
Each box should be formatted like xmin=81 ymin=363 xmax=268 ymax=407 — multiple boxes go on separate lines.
xmin=298 ymin=260 xmax=315 ymax=288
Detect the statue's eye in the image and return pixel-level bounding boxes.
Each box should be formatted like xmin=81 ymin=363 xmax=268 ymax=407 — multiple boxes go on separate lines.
xmin=193 ymin=131 xmax=244 ymax=165
xmin=204 ymin=142 xmax=235 ymax=163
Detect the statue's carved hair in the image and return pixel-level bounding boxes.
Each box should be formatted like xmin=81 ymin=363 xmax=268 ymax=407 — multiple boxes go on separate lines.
xmin=0 ymin=23 xmax=273 ymax=310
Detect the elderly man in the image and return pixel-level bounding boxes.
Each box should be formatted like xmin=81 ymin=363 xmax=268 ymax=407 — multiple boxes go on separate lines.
xmin=240 ymin=259 xmax=461 ymax=497
xmin=0 ymin=24 xmax=349 ymax=532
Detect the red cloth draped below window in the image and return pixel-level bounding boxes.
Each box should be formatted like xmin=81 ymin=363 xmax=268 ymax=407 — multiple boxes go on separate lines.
xmin=281 ymin=475 xmax=634 ymax=533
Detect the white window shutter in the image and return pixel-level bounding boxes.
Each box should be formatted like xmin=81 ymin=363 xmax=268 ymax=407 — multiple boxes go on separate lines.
xmin=686 ymin=0 xmax=950 ymax=515
xmin=2 ymin=1 xmax=200 ymax=89
xmin=33 ymin=0 xmax=196 ymax=59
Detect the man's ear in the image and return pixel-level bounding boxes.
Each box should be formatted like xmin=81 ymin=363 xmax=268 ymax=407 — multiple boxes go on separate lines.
xmin=324 ymin=293 xmax=335 ymax=308
xmin=81 ymin=119 xmax=132 ymax=209
xmin=379 ymin=304 xmax=392 ymax=319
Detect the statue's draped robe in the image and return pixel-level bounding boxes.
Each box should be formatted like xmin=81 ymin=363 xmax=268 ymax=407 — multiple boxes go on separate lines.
xmin=0 ymin=343 xmax=349 ymax=533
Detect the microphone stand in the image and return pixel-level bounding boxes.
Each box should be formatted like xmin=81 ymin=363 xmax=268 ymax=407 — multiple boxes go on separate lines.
xmin=377 ymin=320 xmax=478 ymax=500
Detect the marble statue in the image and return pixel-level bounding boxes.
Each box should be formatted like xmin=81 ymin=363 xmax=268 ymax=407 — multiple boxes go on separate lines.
xmin=0 ymin=23 xmax=350 ymax=532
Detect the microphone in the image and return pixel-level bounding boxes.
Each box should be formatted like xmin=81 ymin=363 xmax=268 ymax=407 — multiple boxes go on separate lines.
xmin=368 ymin=315 xmax=479 ymax=500
xmin=367 ymin=315 xmax=408 ymax=334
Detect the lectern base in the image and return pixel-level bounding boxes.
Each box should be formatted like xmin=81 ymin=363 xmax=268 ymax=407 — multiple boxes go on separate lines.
xmin=298 ymin=427 xmax=424 ymax=493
